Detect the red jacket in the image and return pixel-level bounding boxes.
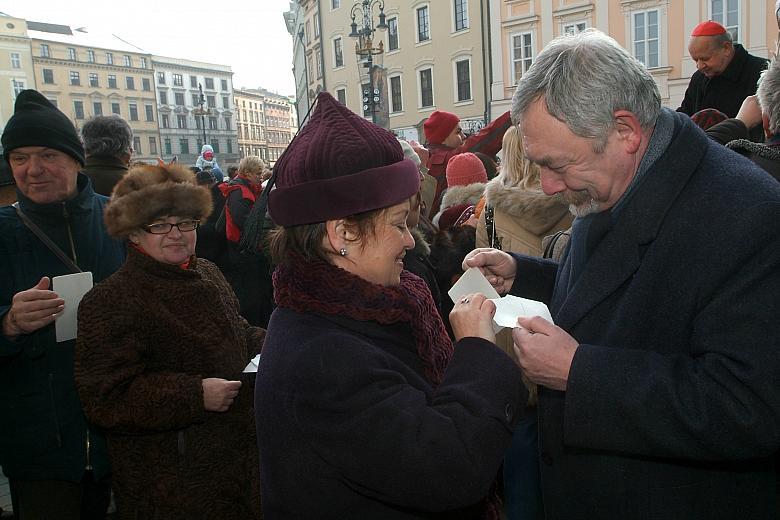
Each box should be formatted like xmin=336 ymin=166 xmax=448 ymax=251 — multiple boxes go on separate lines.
xmin=426 ymin=111 xmax=512 ymax=216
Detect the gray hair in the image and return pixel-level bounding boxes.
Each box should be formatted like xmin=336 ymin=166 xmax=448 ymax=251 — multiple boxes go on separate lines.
xmin=511 ymin=29 xmax=661 ymax=152
xmin=757 ymin=58 xmax=780 ymax=135
xmin=81 ymin=115 xmax=133 ymax=158
xmin=711 ymin=30 xmax=733 ymax=46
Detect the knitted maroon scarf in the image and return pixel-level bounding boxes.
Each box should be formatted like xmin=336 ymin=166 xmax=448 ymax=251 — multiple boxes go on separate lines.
xmin=273 ymin=254 xmax=453 ymax=386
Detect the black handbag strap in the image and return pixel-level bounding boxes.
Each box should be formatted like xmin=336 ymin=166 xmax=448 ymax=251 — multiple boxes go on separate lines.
xmin=13 ymin=202 xmax=82 ymax=273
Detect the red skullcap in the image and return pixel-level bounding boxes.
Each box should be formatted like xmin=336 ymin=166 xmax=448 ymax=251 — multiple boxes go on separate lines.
xmin=423 ymin=111 xmax=460 ymax=145
xmin=691 ymin=21 xmax=727 ymax=37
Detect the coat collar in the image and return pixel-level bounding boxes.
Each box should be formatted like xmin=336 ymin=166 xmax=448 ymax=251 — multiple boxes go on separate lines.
xmin=720 ymin=43 xmax=749 ymax=83
xmin=553 ymin=113 xmax=707 ymax=330
xmin=16 ymin=173 xmax=99 ymax=220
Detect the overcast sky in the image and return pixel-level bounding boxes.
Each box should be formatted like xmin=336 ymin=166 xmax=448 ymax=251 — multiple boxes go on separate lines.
xmin=3 ymin=0 xmax=296 ymax=95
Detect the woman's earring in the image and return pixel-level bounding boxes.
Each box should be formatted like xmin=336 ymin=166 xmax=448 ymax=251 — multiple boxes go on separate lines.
xmin=339 ymin=248 xmax=347 ymax=257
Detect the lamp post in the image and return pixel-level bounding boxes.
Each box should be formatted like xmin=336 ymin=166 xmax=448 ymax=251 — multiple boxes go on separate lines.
xmin=193 ymin=83 xmax=208 ymax=149
xmin=348 ymin=0 xmax=387 ymax=125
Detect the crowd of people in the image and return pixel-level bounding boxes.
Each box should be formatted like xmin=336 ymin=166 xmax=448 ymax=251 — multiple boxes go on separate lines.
xmin=0 ymin=18 xmax=778 ymax=520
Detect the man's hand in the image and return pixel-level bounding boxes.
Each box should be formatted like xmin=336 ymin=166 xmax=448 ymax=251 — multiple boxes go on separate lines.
xmin=512 ymin=316 xmax=578 ymax=391
xmin=2 ymin=277 xmax=64 ymax=339
xmin=735 ymin=95 xmax=763 ymax=129
xmin=202 ymin=378 xmax=242 ymax=412
xmin=462 ymin=248 xmax=517 ymax=295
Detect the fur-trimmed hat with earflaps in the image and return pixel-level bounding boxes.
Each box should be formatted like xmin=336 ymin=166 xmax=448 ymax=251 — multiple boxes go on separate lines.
xmin=104 ymin=163 xmax=212 ymax=238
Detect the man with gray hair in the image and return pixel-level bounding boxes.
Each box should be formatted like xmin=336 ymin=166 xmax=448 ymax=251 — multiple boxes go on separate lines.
xmin=464 ymin=29 xmax=780 ymax=519
xmin=81 ymin=115 xmax=133 ymax=196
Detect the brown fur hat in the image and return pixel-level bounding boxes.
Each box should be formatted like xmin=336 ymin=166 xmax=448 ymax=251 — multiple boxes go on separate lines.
xmin=105 ymin=163 xmax=213 ymax=238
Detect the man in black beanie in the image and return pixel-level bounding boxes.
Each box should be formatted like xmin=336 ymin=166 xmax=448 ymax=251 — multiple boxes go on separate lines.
xmin=0 ymin=89 xmax=125 ymax=519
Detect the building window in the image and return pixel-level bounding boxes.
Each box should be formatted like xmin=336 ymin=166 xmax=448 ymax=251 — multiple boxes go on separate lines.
xmin=89 ymin=73 xmax=99 ymax=87
xmin=173 ymin=73 xmax=183 ymax=86
xmin=209 ymin=117 xmax=218 ymax=130
xmin=87 ymin=49 xmax=95 ymax=62
xmin=174 ymin=92 xmax=185 ymax=106
xmin=111 ymin=102 xmax=120 ymax=115
xmin=334 ymin=37 xmax=344 ymax=68
xmin=390 ymin=75 xmax=402 ymax=113
xmin=149 ymin=136 xmax=157 ymax=155
xmin=221 ymin=79 xmax=228 ymax=90
xmin=191 ymin=93 xmax=200 ymax=106
xmin=211 ymin=139 xmax=220 ymax=153
xmin=512 ymin=32 xmax=534 ymax=84
xmin=161 ymin=114 xmax=170 ymax=128
xmin=317 ymin=53 xmax=323 ymax=78
xmin=633 ymin=10 xmax=659 ymax=69
xmin=142 ymin=77 xmax=151 ymax=91
xmin=164 ymin=138 xmax=172 ymax=155
xmin=180 ymin=138 xmax=189 ymax=155
xmin=419 ymin=68 xmax=433 ymax=108
xmin=12 ymin=79 xmax=25 ymax=99
xmin=139 ymin=57 xmax=147 ymax=69
xmin=160 ymin=91 xmax=168 ymax=105
xmin=307 ymin=54 xmax=314 ymax=81
xmin=417 ymin=6 xmax=430 ymax=42
xmin=40 ymin=44 xmax=50 ymax=57
xmin=205 ymin=77 xmax=214 ymax=89
xmin=124 ymin=55 xmax=132 ymax=67
xmin=10 ymin=52 xmax=21 ymax=69
xmin=108 ymin=74 xmax=117 ymax=88
xmin=224 ymin=116 xmax=232 ymax=130
xmin=126 ymin=76 xmax=135 ymax=90
xmin=331 ymin=0 xmax=340 ymax=8
xmin=196 ymin=117 xmax=203 ymax=130
xmin=69 ymin=71 xmax=80 ymax=86
xmin=222 ymin=95 xmax=230 ymax=108
xmin=207 ymin=95 xmax=216 ymax=108
xmin=145 ymin=104 xmax=154 ymax=121
xmin=190 ymin=75 xmax=198 ymax=88
xmin=227 ymin=139 xmax=233 ymax=154
xmin=129 ymin=103 xmax=139 ymax=121
xmin=93 ymin=102 xmax=103 ymax=116
xmin=455 ymin=59 xmax=471 ymax=101
xmin=177 ymin=115 xmax=187 ymax=129
xmin=68 ymin=48 xmax=76 ymax=61
xmin=387 ymin=17 xmax=399 ymax=51
xmin=42 ymin=68 xmax=54 ymax=84
xmin=157 ymin=72 xmax=165 ymax=84
xmin=74 ymin=101 xmax=84 ymax=119
xmin=336 ymin=87 xmax=346 ymax=105
xmin=305 ymin=21 xmax=311 ymax=44
xmin=563 ymin=21 xmax=587 ymax=35
xmin=106 ymin=52 xmax=113 ymax=65
xmin=711 ymin=0 xmax=739 ymax=41
xmin=197 ymin=139 xmax=203 ymax=151
xmin=454 ymin=0 xmax=468 ymax=31
xmin=47 ymin=97 xmax=58 ymax=108
xmin=314 ymin=16 xmax=320 ymax=38
xmin=133 ymin=136 xmax=141 ymax=155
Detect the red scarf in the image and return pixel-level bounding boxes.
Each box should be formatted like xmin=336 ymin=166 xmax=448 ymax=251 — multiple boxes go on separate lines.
xmin=273 ymin=254 xmax=453 ymax=386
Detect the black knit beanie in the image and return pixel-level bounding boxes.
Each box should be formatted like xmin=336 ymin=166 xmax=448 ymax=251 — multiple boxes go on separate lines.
xmin=2 ymin=89 xmax=85 ymax=166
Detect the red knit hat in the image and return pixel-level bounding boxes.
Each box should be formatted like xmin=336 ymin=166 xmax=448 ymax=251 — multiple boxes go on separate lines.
xmin=423 ymin=111 xmax=460 ymax=145
xmin=445 ymin=152 xmax=488 ymax=187
xmin=268 ymin=92 xmax=419 ymax=226
xmin=691 ymin=20 xmax=727 ymax=37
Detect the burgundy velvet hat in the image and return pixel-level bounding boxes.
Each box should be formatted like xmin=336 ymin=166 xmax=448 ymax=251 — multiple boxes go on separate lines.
xmin=268 ymin=92 xmax=420 ymax=226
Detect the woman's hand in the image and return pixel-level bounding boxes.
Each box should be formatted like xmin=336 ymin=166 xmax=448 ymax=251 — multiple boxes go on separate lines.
xmin=449 ymin=293 xmax=496 ymax=343
xmin=202 ymin=378 xmax=242 ymax=412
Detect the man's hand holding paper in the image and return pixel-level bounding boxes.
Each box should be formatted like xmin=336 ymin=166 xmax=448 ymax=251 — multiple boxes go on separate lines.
xmin=513 ymin=316 xmax=578 ymax=391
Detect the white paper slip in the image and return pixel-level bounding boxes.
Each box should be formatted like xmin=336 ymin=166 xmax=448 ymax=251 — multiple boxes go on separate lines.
xmin=243 ymin=354 xmax=261 ymax=373
xmin=52 ymin=272 xmax=93 ymax=342
xmin=490 ymin=295 xmax=554 ymax=329
xmin=448 ymin=267 xmax=500 ymax=304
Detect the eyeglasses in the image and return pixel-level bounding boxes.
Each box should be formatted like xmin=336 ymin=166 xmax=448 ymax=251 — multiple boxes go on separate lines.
xmin=143 ymin=220 xmax=200 ymax=234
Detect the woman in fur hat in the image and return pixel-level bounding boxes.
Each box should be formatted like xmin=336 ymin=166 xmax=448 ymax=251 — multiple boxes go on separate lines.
xmin=74 ymin=163 xmax=264 ymax=520
xmin=255 ymin=92 xmax=526 ymax=519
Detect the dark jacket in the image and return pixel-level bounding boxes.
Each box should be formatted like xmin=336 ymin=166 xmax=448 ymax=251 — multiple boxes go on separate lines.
xmin=677 ymin=43 xmax=768 ymax=118
xmin=509 ymin=112 xmax=780 ymax=519
xmin=0 ymin=174 xmax=125 ymax=481
xmin=727 ymin=135 xmax=780 ymax=182
xmin=256 ymin=308 xmax=525 ymax=519
xmin=82 ymin=155 xmax=128 ymax=196
xmin=195 ymin=182 xmax=229 ymax=264
xmin=402 ymin=228 xmax=441 ymax=316
xmin=426 ymin=112 xmax=511 ymax=216
xmin=75 ymin=248 xmax=264 ymax=519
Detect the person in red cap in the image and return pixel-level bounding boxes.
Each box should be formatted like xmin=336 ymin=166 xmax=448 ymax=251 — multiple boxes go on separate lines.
xmin=677 ymin=20 xmax=767 ymax=118
xmin=420 ymin=109 xmax=511 ymax=217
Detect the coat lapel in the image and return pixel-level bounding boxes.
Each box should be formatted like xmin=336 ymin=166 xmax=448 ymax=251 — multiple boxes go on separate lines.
xmin=554 ymin=113 xmax=709 ymax=331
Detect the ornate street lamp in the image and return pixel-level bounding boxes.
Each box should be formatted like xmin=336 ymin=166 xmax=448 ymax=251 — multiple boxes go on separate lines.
xmin=192 ymin=83 xmax=208 ymax=148
xmin=348 ymin=0 xmax=388 ymax=125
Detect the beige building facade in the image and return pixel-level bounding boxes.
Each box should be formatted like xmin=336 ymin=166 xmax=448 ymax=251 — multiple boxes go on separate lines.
xmin=263 ymin=91 xmax=293 ymax=166
xmin=0 ymin=15 xmax=35 ymax=136
xmin=235 ymin=88 xmax=268 ymax=160
xmin=489 ymin=0 xmax=776 ymax=116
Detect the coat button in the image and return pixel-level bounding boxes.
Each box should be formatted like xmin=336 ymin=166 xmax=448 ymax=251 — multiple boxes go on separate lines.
xmin=504 ymin=403 xmax=513 ymax=422
xmin=541 ymin=451 xmax=553 ymax=466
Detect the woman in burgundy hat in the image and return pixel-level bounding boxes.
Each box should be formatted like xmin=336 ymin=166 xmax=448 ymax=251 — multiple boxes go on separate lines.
xmin=255 ymin=92 xmax=526 ymax=519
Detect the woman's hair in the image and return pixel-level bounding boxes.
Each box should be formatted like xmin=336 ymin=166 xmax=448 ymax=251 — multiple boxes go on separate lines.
xmin=496 ymin=126 xmax=541 ymax=190
xmin=238 ymin=156 xmax=267 ymax=180
xmin=268 ymin=207 xmax=385 ymax=266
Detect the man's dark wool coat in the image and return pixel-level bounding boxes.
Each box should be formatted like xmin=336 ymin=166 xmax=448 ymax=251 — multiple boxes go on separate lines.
xmin=510 ymin=112 xmax=780 ymax=520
